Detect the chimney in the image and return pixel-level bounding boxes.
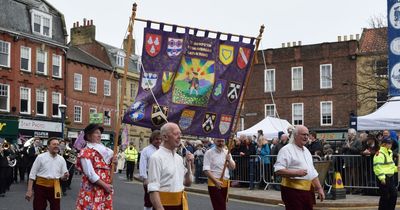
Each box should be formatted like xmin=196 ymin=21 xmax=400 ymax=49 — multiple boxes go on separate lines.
xmin=70 ymin=18 xmax=96 ymax=46
xmin=287 ymin=42 xmax=291 ymax=47
xmin=356 ymin=34 xmax=360 ymax=40
xmin=343 ymin=35 xmax=347 ymax=41
xmin=292 ymin=41 xmax=296 ymax=46
xmin=298 ymin=41 xmax=302 ymax=46
xmin=338 ymin=36 xmax=341 ymax=42
xmin=282 ymin=43 xmax=285 ymax=48
xmin=123 ymin=38 xmax=136 ymax=55
xmin=350 ymin=34 xmax=354 ymax=40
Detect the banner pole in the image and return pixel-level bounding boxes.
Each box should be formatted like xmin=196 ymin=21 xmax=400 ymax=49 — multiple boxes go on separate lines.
xmin=111 ymin=3 xmax=137 ymax=182
xmin=220 ymin=24 xmax=265 ymax=180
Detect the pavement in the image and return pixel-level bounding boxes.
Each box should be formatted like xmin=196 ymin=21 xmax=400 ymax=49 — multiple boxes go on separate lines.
xmin=134 ymin=174 xmax=400 ymax=210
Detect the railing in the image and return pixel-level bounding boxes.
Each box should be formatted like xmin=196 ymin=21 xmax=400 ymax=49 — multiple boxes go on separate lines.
xmin=195 ymin=154 xmax=389 ymax=191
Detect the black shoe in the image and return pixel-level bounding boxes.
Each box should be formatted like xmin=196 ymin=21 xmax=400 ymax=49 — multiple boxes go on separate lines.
xmin=67 ymin=186 xmax=71 ymax=190
xmin=62 ymin=191 xmax=67 ymax=196
xmin=0 ymin=194 xmax=5 ymax=197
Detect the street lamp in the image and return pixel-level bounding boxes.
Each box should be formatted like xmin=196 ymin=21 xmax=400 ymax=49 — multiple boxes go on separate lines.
xmin=59 ymin=104 xmax=67 ymax=139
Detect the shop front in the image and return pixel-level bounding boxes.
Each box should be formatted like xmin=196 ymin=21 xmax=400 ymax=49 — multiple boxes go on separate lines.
xmin=0 ymin=118 xmax=19 ymax=144
xmin=18 ymin=119 xmax=62 ymax=144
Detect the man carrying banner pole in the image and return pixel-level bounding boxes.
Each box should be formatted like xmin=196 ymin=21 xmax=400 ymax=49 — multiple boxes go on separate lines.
xmin=148 ymin=122 xmax=194 ymax=210
xmin=203 ymin=138 xmax=235 ymax=210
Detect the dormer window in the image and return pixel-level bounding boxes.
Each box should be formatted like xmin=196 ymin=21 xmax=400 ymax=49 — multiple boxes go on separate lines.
xmin=116 ymin=51 xmax=125 ymax=67
xmin=31 ymin=10 xmax=52 ymax=38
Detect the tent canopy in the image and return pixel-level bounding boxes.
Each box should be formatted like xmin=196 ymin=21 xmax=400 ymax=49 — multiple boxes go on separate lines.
xmin=357 ymin=96 xmax=400 ymax=131
xmin=237 ymin=116 xmax=292 ymax=139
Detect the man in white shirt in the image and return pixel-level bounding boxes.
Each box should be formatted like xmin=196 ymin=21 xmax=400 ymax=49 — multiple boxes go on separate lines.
xmin=25 ymin=137 xmax=69 ymax=210
xmin=139 ymin=130 xmax=161 ymax=210
xmin=274 ymin=125 xmax=325 ymax=210
xmin=203 ymin=139 xmax=235 ymax=210
xmin=148 ymin=122 xmax=194 ymax=210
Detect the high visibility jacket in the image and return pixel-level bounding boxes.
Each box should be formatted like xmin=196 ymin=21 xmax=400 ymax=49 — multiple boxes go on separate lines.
xmin=373 ymin=146 xmax=398 ymax=181
xmin=124 ymin=147 xmax=138 ymax=162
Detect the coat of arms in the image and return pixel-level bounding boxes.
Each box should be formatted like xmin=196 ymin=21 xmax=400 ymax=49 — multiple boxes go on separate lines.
xmin=237 ymin=47 xmax=251 ymax=70
xmin=145 ymin=33 xmax=162 ymax=57
xmin=202 ymin=112 xmax=217 ymax=133
xmin=151 ymin=104 xmax=168 ymax=126
xmin=167 ymin=38 xmax=183 ymax=57
xmin=219 ymin=44 xmax=234 ymax=65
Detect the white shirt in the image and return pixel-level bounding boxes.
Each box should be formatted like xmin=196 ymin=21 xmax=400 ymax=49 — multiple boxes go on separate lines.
xmin=147 ymin=146 xmax=186 ymax=192
xmin=274 ymin=143 xmax=318 ymax=180
xmin=139 ymin=144 xmax=158 ymax=180
xmin=203 ymin=147 xmax=232 ymax=179
xmin=29 ymin=152 xmax=68 ymax=180
xmin=80 ymin=142 xmax=114 ymax=183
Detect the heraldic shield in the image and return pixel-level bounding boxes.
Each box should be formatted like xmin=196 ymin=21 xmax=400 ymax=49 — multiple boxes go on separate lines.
xmin=219 ymin=44 xmax=234 ymax=65
xmin=141 ymin=72 xmax=158 ymax=91
xmin=202 ymin=112 xmax=217 ymax=133
xmin=178 ymin=109 xmax=195 ymax=131
xmin=129 ymin=101 xmax=145 ymax=122
xmin=167 ymin=37 xmax=183 ymax=57
xmin=151 ymin=104 xmax=168 ymax=126
xmin=219 ymin=115 xmax=232 ymax=135
xmin=162 ymin=71 xmax=175 ymax=93
xmin=145 ymin=33 xmax=162 ymax=57
xmin=227 ymin=82 xmax=241 ymax=103
xmin=212 ymin=79 xmax=227 ymax=101
xmin=237 ymin=47 xmax=251 ymax=69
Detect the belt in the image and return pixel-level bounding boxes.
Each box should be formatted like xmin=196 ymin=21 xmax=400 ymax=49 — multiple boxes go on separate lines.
xmin=159 ymin=191 xmax=188 ymax=210
xmin=35 ymin=176 xmax=62 ymax=199
xmin=281 ymin=177 xmax=312 ymax=191
xmin=207 ymin=178 xmax=230 ymax=188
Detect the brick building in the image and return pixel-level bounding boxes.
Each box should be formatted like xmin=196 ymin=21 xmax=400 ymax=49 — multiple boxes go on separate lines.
xmin=0 ymin=0 xmax=68 ymax=143
xmin=243 ymin=40 xmax=359 ymax=139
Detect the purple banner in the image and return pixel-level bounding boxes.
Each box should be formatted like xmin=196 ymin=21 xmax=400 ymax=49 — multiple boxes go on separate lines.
xmin=123 ymin=25 xmax=255 ymax=139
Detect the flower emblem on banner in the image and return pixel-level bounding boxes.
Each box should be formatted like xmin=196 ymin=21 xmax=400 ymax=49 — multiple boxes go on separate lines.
xmin=167 ymin=37 xmax=183 ymax=57
xmin=237 ymin=47 xmax=251 ymax=70
xmin=145 ymin=33 xmax=162 ymax=57
xmin=178 ymin=109 xmax=196 ymax=130
xmin=219 ymin=44 xmax=234 ymax=65
xmin=202 ymin=112 xmax=217 ymax=133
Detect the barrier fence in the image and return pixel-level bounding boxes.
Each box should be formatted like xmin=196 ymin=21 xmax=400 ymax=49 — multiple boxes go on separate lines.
xmin=194 ymin=154 xmax=395 ymax=191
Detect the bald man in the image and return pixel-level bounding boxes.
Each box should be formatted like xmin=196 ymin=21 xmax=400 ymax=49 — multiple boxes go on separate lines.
xmin=148 ymin=123 xmax=194 ymax=210
xmin=274 ymin=125 xmax=325 ymax=210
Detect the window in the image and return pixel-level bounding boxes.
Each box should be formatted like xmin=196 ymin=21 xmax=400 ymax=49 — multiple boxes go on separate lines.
xmin=89 ymin=108 xmax=97 ymax=115
xmin=52 ymin=54 xmax=62 ymax=78
xmin=74 ymin=73 xmax=82 ymax=91
xmin=0 ymin=40 xmax=10 ymax=67
xmin=74 ymin=106 xmax=82 ymax=122
xmin=377 ymin=91 xmax=388 ymax=108
xmin=264 ymin=104 xmax=276 ymax=118
xmin=130 ymin=83 xmax=135 ymax=98
xmin=292 ymin=103 xmax=303 ymax=125
xmin=89 ymin=77 xmax=97 ymax=94
xmin=320 ymin=64 xmax=332 ymax=89
xmin=20 ymin=87 xmax=31 ymax=114
xmin=0 ymin=84 xmax=10 ymax=112
xmin=104 ymin=80 xmax=111 ymax=96
xmin=20 ymin=46 xmax=31 ymax=71
xmin=36 ymin=50 xmax=47 ymax=75
xmin=52 ymin=92 xmax=61 ymax=117
xmin=264 ymin=69 xmax=275 ymax=92
xmin=31 ymin=10 xmax=52 ymax=38
xmin=116 ymin=51 xmax=125 ymax=67
xmin=291 ymin=67 xmax=303 ymax=91
xmin=36 ymin=89 xmax=47 ymax=116
xmin=374 ymin=60 xmax=388 ymax=77
xmin=320 ymin=101 xmax=332 ymax=126
xmin=104 ymin=110 xmax=111 ymax=125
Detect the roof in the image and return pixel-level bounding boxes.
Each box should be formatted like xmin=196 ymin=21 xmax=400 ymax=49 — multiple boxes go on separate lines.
xmin=67 ymin=46 xmax=113 ymax=71
xmin=0 ymin=0 xmax=67 ymax=46
xmin=97 ymin=41 xmax=140 ymax=73
xmin=358 ymin=27 xmax=387 ymax=54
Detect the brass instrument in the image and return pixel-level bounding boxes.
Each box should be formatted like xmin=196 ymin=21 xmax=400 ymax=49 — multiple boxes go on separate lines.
xmin=1 ymin=140 xmax=17 ymax=167
xmin=63 ymin=145 xmax=77 ymax=164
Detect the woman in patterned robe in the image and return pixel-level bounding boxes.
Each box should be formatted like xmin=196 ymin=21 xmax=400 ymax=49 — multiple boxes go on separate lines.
xmin=75 ymin=124 xmax=115 ymax=210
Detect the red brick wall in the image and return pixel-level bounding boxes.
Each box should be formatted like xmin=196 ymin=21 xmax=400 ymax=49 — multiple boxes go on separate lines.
xmin=243 ymin=41 xmax=358 ymax=131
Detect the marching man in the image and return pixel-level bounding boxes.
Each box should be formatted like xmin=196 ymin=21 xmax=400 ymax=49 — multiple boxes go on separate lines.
xmin=203 ymin=138 xmax=235 ymax=210
xmin=25 ymin=137 xmax=69 ymax=210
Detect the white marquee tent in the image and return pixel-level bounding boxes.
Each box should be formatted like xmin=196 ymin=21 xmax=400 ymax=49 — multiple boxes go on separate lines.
xmin=357 ymin=96 xmax=400 ymax=131
xmin=237 ymin=116 xmax=292 ymax=139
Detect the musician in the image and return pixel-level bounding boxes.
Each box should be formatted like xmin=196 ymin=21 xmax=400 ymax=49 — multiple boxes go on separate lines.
xmin=75 ymin=124 xmax=115 ymax=210
xmin=25 ymin=137 xmax=69 ymax=210
xmin=148 ymin=123 xmax=194 ymax=210
xmin=0 ymin=141 xmax=15 ymax=197
xmin=26 ymin=138 xmax=42 ymax=176
xmin=203 ymin=139 xmax=235 ymax=210
xmin=63 ymin=138 xmax=75 ymax=192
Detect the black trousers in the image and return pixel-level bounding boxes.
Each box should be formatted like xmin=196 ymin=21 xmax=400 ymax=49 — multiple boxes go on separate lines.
xmin=377 ymin=176 xmax=397 ymax=210
xmin=126 ymin=161 xmax=135 ymax=180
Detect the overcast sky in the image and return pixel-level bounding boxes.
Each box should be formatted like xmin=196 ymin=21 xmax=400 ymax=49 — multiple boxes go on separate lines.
xmin=47 ymin=0 xmax=386 ymax=54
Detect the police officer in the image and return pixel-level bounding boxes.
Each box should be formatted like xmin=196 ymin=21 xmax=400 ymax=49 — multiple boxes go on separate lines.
xmin=373 ymin=137 xmax=398 ymax=210
xmin=124 ymin=141 xmax=138 ymax=181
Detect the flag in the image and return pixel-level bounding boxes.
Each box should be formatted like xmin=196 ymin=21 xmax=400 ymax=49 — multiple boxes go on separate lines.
xmin=121 ymin=125 xmax=129 ymax=150
xmin=73 ymin=131 xmax=86 ymax=150
xmin=123 ymin=22 xmax=256 ymax=139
